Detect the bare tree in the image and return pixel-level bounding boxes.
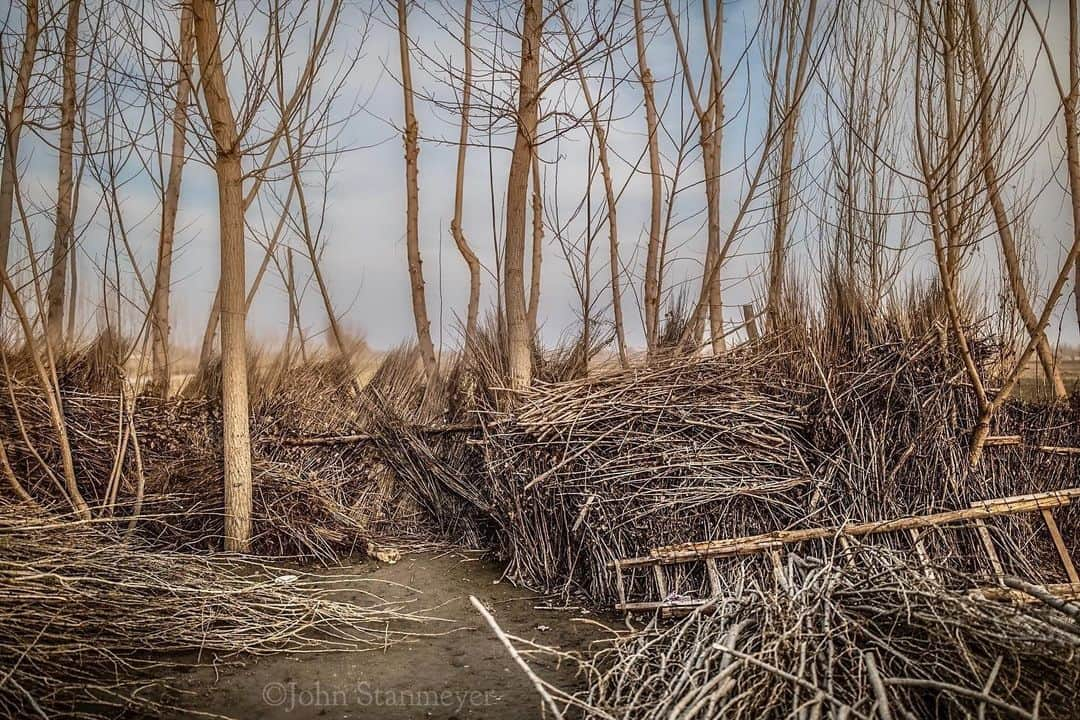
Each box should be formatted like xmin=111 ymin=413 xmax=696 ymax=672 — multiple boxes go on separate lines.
xmin=44 ymin=0 xmax=83 ymax=346
xmin=823 ymin=0 xmax=909 ymax=304
xmin=0 ymin=0 xmax=38 ymax=289
xmin=764 ymin=0 xmax=821 ymax=331
xmin=503 ymin=0 xmax=544 ymax=390
xmin=195 ymin=0 xmax=350 ymax=370
xmin=192 ymin=0 xmax=252 ymax=551
xmin=1024 ymin=0 xmax=1080 ymax=351
xmin=964 ymin=0 xmax=1065 ymax=398
xmin=397 ymin=0 xmax=438 ymax=378
xmin=663 ymin=0 xmax=725 ymax=352
xmin=150 ymin=0 xmax=195 ymax=395
xmin=450 ymin=0 xmax=481 ymax=347
xmin=559 ymin=5 xmax=628 ymax=367
xmin=633 ymin=0 xmax=664 ymax=356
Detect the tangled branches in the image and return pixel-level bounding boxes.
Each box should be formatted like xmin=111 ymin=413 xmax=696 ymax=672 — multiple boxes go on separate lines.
xmin=553 ymin=551 xmax=1080 ymax=719
xmin=0 ymin=507 xmax=435 ymax=719
xmin=473 ymin=334 xmax=1079 ymax=606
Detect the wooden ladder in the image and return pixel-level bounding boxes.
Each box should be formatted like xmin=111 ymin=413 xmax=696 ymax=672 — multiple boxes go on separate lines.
xmin=610 ymin=488 xmax=1080 ymax=613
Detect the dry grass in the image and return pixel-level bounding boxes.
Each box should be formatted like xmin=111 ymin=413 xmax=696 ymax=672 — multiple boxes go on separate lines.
xmin=0 ymin=504 xmax=437 ymax=719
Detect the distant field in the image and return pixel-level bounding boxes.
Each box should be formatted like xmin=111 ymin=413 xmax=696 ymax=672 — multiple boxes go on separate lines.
xmin=1017 ymin=357 xmax=1080 ymax=402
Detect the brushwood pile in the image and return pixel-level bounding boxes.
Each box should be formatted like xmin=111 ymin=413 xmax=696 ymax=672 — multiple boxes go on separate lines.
xmin=1 ymin=328 xmax=1077 ymax=601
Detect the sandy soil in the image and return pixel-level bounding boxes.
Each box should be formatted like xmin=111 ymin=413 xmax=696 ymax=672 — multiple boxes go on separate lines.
xmin=166 ymin=552 xmax=612 ymax=720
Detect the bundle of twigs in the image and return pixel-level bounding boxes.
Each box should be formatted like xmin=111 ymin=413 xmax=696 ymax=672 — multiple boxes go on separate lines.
xmin=0 ymin=506 xmax=434 ymax=719
xmin=479 ymin=350 xmax=818 ymax=603
xmin=549 ymin=550 xmax=1080 ymax=719
xmin=473 ymin=328 xmax=1079 ymax=606
xmin=0 ymin=352 xmax=442 ymax=559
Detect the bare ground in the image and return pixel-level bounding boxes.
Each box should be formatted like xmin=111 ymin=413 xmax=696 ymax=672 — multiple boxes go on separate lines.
xmin=165 ymin=552 xmax=611 ymax=720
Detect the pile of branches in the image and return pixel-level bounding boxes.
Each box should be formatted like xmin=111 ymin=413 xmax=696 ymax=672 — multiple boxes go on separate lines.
xmin=0 ymin=350 xmax=446 ymax=560
xmin=559 ymin=550 xmax=1080 ymax=719
xmin=479 ymin=349 xmax=818 ymax=603
xmin=0 ymin=505 xmax=434 ymax=719
xmin=473 ymin=328 xmax=1079 ymax=605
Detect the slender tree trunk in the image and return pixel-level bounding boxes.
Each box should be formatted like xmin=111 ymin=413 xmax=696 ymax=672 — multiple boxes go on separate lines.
xmin=66 ymin=240 xmax=77 ymax=339
xmin=45 ymin=0 xmax=82 ymax=347
xmin=765 ymin=0 xmax=818 ymax=332
xmin=943 ymin=0 xmax=963 ymax=284
xmin=527 ymin=152 xmax=543 ymax=336
xmin=634 ymin=0 xmax=663 ymax=356
xmin=504 ymin=0 xmax=543 ymax=390
xmin=151 ymin=1 xmax=195 ymax=396
xmin=1067 ymin=0 xmax=1080 ymax=353
xmin=703 ymin=0 xmax=724 ymax=352
xmin=703 ymin=132 xmax=723 ymax=351
xmin=279 ymin=117 xmax=349 ymax=359
xmin=559 ymin=7 xmax=626 ymax=365
xmin=964 ymin=0 xmax=1066 ymax=399
xmin=285 ymin=247 xmax=309 ymax=363
xmin=397 ymin=0 xmax=437 ymax=378
xmin=0 ymin=12 xmax=38 ymax=276
xmin=192 ymin=0 xmax=252 ymax=552
xmin=275 ymin=247 xmax=298 ymax=377
xmin=451 ymin=0 xmax=481 ymax=347
xmin=0 ymin=0 xmax=39 ymax=298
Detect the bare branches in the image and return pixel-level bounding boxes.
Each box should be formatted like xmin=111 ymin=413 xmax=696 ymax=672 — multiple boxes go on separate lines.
xmin=397 ymin=0 xmax=438 ymax=379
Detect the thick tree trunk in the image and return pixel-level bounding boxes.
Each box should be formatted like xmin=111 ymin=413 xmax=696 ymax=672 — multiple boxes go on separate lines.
xmin=503 ymin=0 xmax=543 ymax=391
xmin=192 ymin=0 xmax=252 ymax=552
xmin=0 ymin=0 xmax=39 ymax=292
xmin=397 ymin=0 xmax=437 ymax=378
xmin=45 ymin=0 xmax=81 ymax=347
xmin=451 ymin=0 xmax=481 ymax=348
xmin=634 ymin=0 xmax=663 ymax=356
xmin=151 ymin=1 xmax=195 ymax=396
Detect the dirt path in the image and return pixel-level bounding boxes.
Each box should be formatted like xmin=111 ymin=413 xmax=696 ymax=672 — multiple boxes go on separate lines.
xmin=169 ymin=552 xmax=610 ymax=719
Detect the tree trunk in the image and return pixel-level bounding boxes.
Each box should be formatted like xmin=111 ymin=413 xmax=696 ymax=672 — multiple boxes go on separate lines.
xmin=451 ymin=0 xmax=481 ymax=348
xmin=192 ymin=0 xmax=252 ymax=552
xmin=559 ymin=6 xmax=626 ymax=365
xmin=45 ymin=0 xmax=82 ymax=347
xmin=663 ymin=0 xmax=725 ymax=352
xmin=634 ymin=0 xmax=663 ymax=356
xmin=0 ymin=0 xmax=39 ymax=296
xmin=285 ymin=247 xmax=309 ymax=363
xmin=964 ymin=0 xmax=1066 ymax=399
xmin=194 ymin=6 xmax=341 ymax=372
xmin=527 ymin=152 xmax=543 ymax=336
xmin=151 ymin=1 xmax=195 ymax=396
xmin=1067 ymin=0 xmax=1080 ymax=356
xmin=765 ymin=0 xmax=818 ymax=333
xmin=503 ymin=0 xmax=543 ymax=391
xmin=397 ymin=0 xmax=437 ymax=378
xmin=704 ymin=0 xmax=724 ymax=353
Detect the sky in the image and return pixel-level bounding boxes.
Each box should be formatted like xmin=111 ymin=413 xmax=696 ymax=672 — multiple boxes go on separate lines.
xmin=3 ymin=0 xmax=1078 ymax=352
